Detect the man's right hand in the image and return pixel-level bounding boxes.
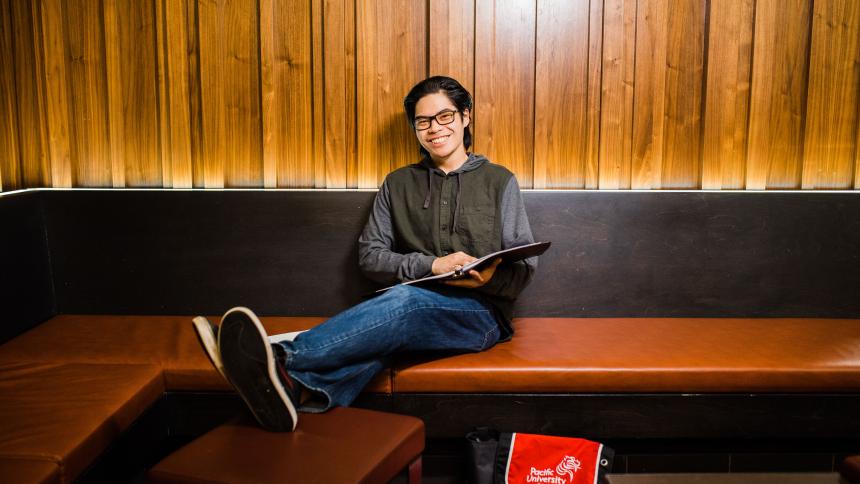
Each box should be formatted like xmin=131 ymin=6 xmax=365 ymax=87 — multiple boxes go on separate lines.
xmin=431 ymin=251 xmax=477 ymax=276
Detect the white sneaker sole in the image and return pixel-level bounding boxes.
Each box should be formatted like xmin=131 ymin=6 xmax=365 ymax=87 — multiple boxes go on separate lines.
xmin=192 ymin=316 xmax=227 ymax=380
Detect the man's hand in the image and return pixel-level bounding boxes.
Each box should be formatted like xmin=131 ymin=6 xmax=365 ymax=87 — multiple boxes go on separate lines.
xmin=431 ymin=251 xmax=477 ymax=275
xmin=444 ymin=258 xmax=501 ymax=288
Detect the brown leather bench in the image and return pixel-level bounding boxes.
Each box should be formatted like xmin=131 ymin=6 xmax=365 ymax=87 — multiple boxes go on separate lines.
xmin=2 ymin=189 xmax=859 ymax=480
xmin=2 ymin=313 xmax=859 ymax=481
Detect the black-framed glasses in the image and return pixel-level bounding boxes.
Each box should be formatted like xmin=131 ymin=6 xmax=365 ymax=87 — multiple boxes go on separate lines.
xmin=413 ymin=109 xmax=458 ymax=131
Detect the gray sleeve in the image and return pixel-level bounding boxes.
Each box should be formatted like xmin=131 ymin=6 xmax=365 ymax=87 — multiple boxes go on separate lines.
xmin=358 ymin=180 xmax=436 ymax=284
xmin=475 ymin=176 xmax=537 ymax=300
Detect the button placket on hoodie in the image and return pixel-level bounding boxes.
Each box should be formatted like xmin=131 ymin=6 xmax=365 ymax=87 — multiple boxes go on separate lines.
xmin=439 ymin=175 xmax=453 ymax=254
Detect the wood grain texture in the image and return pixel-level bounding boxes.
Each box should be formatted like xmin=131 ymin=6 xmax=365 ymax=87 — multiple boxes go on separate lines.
xmin=585 ymin=0 xmax=603 ymax=189
xmin=311 ymin=0 xmax=324 ymax=188
xmin=107 ymin=0 xmax=161 ymax=188
xmin=4 ymin=0 xmax=859 ymax=192
xmin=474 ymin=0 xmax=535 ymax=187
xmin=746 ymin=0 xmax=812 ymax=190
xmin=322 ymin=0 xmax=356 ymax=188
xmin=64 ymin=0 xmax=112 ymax=187
xmin=261 ymin=0 xmax=314 ymax=188
xmin=356 ymin=0 xmax=425 ymax=188
xmin=103 ymin=0 xmax=125 ymax=188
xmin=801 ymin=0 xmax=860 ymax=189
xmin=702 ymin=0 xmax=754 ymax=189
xmin=10 ymin=0 xmax=51 ymax=188
xmin=156 ymin=0 xmax=193 ymax=189
xmin=0 ymin=0 xmax=20 ymax=191
xmin=429 ymin=0 xmax=475 ymax=94
xmin=599 ymin=0 xmax=636 ymax=189
xmin=534 ymin=0 xmax=590 ymax=189
xmin=197 ymin=0 xmax=262 ymax=188
xmin=38 ymin=0 xmax=72 ymax=188
xmin=660 ymin=0 xmax=705 ymax=189
xmin=631 ymin=0 xmax=668 ymax=189
xmin=186 ymin=0 xmax=203 ymax=188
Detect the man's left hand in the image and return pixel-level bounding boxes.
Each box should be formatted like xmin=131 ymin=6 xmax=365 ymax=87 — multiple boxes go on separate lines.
xmin=443 ymin=258 xmax=501 ymax=288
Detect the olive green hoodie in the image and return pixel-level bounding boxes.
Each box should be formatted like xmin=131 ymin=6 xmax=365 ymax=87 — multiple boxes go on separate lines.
xmin=358 ymin=153 xmax=536 ymax=334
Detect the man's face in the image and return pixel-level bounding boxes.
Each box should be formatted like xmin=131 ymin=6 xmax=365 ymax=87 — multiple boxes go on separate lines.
xmin=414 ymin=92 xmax=470 ymax=162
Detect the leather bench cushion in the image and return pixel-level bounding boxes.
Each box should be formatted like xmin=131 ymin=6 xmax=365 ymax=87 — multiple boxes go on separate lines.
xmin=0 ymin=457 xmax=61 ymax=484
xmin=0 ymin=362 xmax=164 ymax=483
xmin=149 ymin=407 xmax=424 ymax=484
xmin=394 ymin=318 xmax=860 ymax=393
xmin=0 ymin=315 xmax=392 ymax=393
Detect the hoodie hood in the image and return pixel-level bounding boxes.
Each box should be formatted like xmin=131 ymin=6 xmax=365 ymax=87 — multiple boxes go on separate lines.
xmin=420 ymin=153 xmax=489 ymax=233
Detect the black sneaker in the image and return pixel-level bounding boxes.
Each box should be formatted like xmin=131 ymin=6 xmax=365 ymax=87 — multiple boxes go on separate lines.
xmin=218 ymin=307 xmax=299 ymax=432
xmin=191 ymin=316 xmax=227 ymax=380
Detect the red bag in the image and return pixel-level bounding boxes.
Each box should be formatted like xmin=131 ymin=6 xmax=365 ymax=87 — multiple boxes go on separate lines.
xmin=467 ymin=429 xmax=614 ymax=484
xmin=497 ymin=433 xmax=613 ymax=484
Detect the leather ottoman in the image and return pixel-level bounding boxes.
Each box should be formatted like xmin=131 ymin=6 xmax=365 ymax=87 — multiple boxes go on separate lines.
xmin=148 ymin=407 xmax=424 ymax=484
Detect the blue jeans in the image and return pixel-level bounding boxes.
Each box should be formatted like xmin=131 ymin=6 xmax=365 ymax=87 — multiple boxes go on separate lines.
xmin=277 ymin=284 xmax=501 ymax=412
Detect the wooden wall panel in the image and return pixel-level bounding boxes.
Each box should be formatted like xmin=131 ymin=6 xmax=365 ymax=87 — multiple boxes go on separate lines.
xmin=534 ymin=0 xmax=591 ymax=189
xmin=474 ymin=0 xmax=536 ymax=187
xmin=197 ymin=0 xmax=262 ymax=188
xmin=599 ymin=0 xmax=636 ymax=189
xmin=660 ymin=0 xmax=705 ymax=189
xmin=429 ymin=0 xmax=475 ymax=94
xmin=356 ymin=0 xmax=425 ymax=188
xmin=64 ymin=0 xmax=112 ymax=187
xmin=156 ymin=0 xmax=193 ymax=189
xmin=0 ymin=0 xmax=20 ymax=191
xmin=322 ymin=0 xmax=356 ymax=188
xmin=746 ymin=0 xmax=812 ymax=190
xmin=801 ymin=0 xmax=860 ymax=189
xmin=585 ymin=0 xmax=603 ymax=189
xmin=3 ymin=0 xmax=859 ymax=192
xmin=39 ymin=0 xmax=72 ymax=188
xmin=10 ymin=0 xmax=50 ymax=188
xmin=106 ymin=0 xmax=161 ymax=188
xmin=261 ymin=0 xmax=314 ymax=188
xmin=631 ymin=0 xmax=668 ymax=189
xmin=701 ymin=0 xmax=754 ymax=190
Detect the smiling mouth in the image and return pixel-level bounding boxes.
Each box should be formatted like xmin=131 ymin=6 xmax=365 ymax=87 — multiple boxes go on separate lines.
xmin=429 ymin=135 xmax=449 ymax=145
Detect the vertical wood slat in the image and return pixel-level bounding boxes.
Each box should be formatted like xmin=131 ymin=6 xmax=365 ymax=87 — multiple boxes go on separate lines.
xmin=322 ymin=0 xmax=356 ymax=188
xmin=10 ymin=0 xmax=51 ymax=188
xmin=198 ymin=0 xmax=262 ymax=188
xmin=746 ymin=0 xmax=812 ymax=190
xmin=585 ymin=0 xmax=603 ymax=189
xmin=356 ymin=0 xmax=425 ymax=188
xmin=660 ymin=0 xmax=705 ymax=189
xmin=474 ymin=0 xmax=536 ymax=187
xmin=186 ymin=0 xmax=203 ymax=188
xmin=801 ymin=0 xmax=860 ymax=189
xmin=39 ymin=0 xmax=72 ymax=187
xmin=631 ymin=0 xmax=668 ymax=189
xmin=103 ymin=0 xmax=126 ymax=188
xmin=260 ymin=0 xmax=314 ymax=188
xmin=311 ymin=0 xmax=324 ymax=188
xmin=156 ymin=0 xmax=193 ymax=189
xmin=0 ymin=0 xmax=20 ymax=191
xmin=534 ymin=0 xmax=591 ymax=189
xmin=599 ymin=0 xmax=636 ymax=189
xmin=64 ymin=0 xmax=112 ymax=187
xmin=702 ymin=0 xmax=754 ymax=190
xmin=428 ymin=0 xmax=475 ymax=94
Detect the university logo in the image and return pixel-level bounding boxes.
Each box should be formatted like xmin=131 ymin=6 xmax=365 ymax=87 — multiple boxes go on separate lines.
xmin=555 ymin=455 xmax=581 ymax=481
xmin=526 ymin=455 xmax=581 ymax=483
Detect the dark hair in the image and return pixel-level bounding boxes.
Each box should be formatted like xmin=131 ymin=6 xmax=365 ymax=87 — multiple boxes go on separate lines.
xmin=403 ymin=76 xmax=473 ymax=158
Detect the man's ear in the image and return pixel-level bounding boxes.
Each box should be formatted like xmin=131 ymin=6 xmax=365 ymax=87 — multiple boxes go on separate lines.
xmin=462 ymin=108 xmax=471 ymax=128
